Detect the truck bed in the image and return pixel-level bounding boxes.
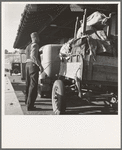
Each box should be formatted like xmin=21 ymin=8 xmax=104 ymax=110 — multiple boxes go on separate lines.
xmin=83 ymin=55 xmax=118 ymax=85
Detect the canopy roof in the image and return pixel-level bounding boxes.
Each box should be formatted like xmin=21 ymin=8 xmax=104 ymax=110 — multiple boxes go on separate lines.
xmin=13 ymin=4 xmax=117 ymax=49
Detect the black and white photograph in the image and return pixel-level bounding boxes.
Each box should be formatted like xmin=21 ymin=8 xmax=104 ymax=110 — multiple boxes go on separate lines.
xmin=1 ymin=1 xmax=121 ymax=149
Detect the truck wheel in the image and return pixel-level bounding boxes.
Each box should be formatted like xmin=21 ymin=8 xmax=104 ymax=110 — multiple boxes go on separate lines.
xmin=38 ymin=87 xmax=45 ymax=98
xmin=13 ymin=69 xmax=19 ymax=74
xmin=52 ymin=80 xmax=66 ymax=115
xmin=38 ymin=91 xmax=45 ymax=98
xmin=38 ymin=84 xmax=44 ymax=98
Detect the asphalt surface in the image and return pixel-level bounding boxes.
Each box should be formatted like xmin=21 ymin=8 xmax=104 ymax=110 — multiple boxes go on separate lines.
xmin=7 ymin=73 xmax=118 ymax=115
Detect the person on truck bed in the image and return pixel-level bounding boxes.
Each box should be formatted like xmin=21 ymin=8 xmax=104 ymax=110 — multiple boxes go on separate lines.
xmin=25 ymin=32 xmax=43 ymax=111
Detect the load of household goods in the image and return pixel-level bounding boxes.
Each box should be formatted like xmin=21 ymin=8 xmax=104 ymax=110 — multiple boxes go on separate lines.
xmin=60 ymin=11 xmax=117 ymax=60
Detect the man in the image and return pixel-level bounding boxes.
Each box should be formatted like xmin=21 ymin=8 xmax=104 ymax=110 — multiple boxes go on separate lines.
xmin=25 ymin=32 xmax=43 ymax=111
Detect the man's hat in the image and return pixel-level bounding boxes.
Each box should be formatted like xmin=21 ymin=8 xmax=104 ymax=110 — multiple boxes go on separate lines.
xmin=30 ymin=32 xmax=39 ymax=38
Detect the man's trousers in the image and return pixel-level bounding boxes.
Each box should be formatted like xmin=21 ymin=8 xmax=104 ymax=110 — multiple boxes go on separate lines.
xmin=25 ymin=62 xmax=39 ymax=109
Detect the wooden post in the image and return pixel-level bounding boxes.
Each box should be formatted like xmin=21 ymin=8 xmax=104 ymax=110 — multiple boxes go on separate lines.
xmin=82 ymin=9 xmax=87 ymax=35
xmin=74 ymin=17 xmax=79 ymax=40
xmin=20 ymin=53 xmax=23 ymax=78
xmin=19 ymin=49 xmax=25 ymax=80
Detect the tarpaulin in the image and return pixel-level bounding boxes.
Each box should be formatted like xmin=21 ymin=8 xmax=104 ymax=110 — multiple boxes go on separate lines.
xmin=60 ymin=11 xmax=117 ymax=58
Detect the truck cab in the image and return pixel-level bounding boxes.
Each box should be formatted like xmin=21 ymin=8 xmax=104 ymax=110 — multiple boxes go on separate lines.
xmin=38 ymin=44 xmax=62 ymax=97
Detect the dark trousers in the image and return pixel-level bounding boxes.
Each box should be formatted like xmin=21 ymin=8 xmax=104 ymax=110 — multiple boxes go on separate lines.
xmin=25 ymin=62 xmax=39 ymax=108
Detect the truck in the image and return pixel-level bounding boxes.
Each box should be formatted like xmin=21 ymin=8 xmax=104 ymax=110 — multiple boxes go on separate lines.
xmin=5 ymin=52 xmax=26 ymax=77
xmin=10 ymin=62 xmax=21 ymax=75
xmin=38 ymin=9 xmax=118 ymax=115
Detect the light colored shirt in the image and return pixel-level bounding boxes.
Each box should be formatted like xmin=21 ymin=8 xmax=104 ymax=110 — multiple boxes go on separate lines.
xmin=26 ymin=43 xmax=42 ymax=68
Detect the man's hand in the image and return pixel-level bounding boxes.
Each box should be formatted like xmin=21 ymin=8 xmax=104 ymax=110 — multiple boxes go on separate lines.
xmin=39 ymin=66 xmax=44 ymax=73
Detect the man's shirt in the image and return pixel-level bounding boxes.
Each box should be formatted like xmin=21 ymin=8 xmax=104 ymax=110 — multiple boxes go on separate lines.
xmin=26 ymin=43 xmax=42 ymax=67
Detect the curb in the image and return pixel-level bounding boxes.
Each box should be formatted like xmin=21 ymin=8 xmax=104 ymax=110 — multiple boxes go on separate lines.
xmin=5 ymin=76 xmax=23 ymax=115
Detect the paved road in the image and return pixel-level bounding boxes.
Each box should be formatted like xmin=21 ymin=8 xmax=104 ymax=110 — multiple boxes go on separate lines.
xmin=8 ymin=74 xmax=117 ymax=115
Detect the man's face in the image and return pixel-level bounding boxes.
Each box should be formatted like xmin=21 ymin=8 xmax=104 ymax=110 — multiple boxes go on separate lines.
xmin=32 ymin=36 xmax=40 ymax=43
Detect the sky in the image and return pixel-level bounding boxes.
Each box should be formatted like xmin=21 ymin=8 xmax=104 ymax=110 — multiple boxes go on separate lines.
xmin=2 ymin=3 xmax=26 ymax=52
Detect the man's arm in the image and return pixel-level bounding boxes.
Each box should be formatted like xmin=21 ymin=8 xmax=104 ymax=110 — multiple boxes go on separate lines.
xmin=30 ymin=43 xmax=43 ymax=72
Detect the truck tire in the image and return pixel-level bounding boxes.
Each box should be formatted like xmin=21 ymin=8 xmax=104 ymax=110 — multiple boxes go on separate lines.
xmin=52 ymin=80 xmax=66 ymax=115
xmin=38 ymin=85 xmax=45 ymax=98
xmin=13 ymin=69 xmax=19 ymax=74
xmin=38 ymin=91 xmax=45 ymax=98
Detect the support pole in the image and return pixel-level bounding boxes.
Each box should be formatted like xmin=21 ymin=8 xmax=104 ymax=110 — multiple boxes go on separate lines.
xmin=82 ymin=9 xmax=87 ymax=35
xmin=74 ymin=17 xmax=79 ymax=40
xmin=20 ymin=53 xmax=23 ymax=79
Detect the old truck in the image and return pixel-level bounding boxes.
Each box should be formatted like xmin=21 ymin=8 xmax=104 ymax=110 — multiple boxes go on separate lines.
xmin=38 ymin=9 xmax=118 ymax=115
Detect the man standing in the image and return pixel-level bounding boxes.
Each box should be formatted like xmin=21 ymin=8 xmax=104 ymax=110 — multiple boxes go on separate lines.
xmin=25 ymin=32 xmax=43 ymax=111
